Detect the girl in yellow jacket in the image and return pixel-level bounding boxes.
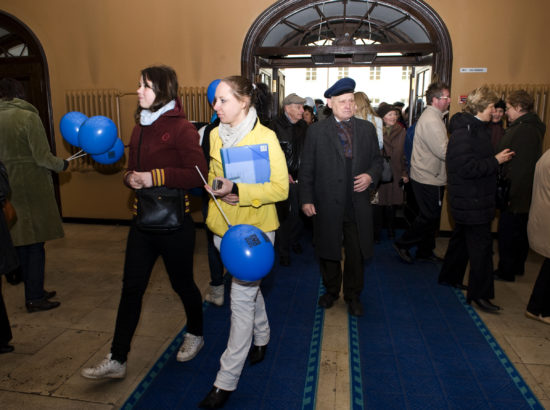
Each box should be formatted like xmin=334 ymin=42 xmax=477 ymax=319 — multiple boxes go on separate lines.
xmin=199 ymin=76 xmax=288 ymax=409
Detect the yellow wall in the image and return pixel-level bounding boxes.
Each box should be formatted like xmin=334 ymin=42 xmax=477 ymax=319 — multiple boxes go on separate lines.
xmin=1 ymin=0 xmax=549 ymax=221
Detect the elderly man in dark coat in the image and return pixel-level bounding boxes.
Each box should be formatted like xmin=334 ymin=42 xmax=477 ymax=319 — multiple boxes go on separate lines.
xmin=299 ymin=78 xmax=382 ymax=316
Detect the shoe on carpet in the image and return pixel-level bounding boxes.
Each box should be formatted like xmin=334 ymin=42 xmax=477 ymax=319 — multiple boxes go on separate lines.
xmin=176 ymin=333 xmax=204 ymax=362
xmin=468 ymin=298 xmax=501 ymax=313
xmin=438 ymin=281 xmax=467 ymax=291
xmin=416 ymin=253 xmax=443 ymax=262
xmin=81 ymin=353 xmax=126 ymax=379
xmin=205 ymin=284 xmax=224 ymax=306
xmin=26 ymin=298 xmax=61 ymax=313
xmin=0 ymin=343 xmax=14 ymax=354
xmin=249 ymin=344 xmax=267 ymax=365
xmin=199 ymin=386 xmax=232 ymax=408
xmin=347 ymin=298 xmax=364 ymax=317
xmin=318 ymin=293 xmax=338 ymax=309
xmin=392 ymin=243 xmax=413 ymax=264
xmin=291 ymin=243 xmax=303 ymax=254
xmin=525 ymin=311 xmax=550 ymax=325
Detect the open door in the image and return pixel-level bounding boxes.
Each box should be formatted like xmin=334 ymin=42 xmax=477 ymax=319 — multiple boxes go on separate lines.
xmin=408 ymin=65 xmax=432 ymax=126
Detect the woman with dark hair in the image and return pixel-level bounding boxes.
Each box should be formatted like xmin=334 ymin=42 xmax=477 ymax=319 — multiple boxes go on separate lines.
xmin=373 ymin=103 xmax=408 ymax=241
xmin=0 ymin=77 xmax=66 ymax=312
xmin=494 ymin=89 xmax=545 ymax=282
xmin=199 ymin=76 xmax=288 ymax=408
xmin=81 ymin=65 xmax=207 ymax=379
xmin=303 ymin=105 xmax=316 ymax=125
xmin=438 ymin=86 xmax=514 ymax=312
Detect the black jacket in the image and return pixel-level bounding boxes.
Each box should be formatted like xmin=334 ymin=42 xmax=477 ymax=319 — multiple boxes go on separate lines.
xmin=446 ymin=112 xmax=499 ymax=225
xmin=0 ymin=161 xmax=18 ymax=275
xmin=269 ymin=114 xmax=308 ymax=179
xmin=496 ymin=112 xmax=544 ymax=213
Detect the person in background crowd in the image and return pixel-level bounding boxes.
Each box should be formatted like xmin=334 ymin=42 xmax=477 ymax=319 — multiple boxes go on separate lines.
xmin=199 ymin=76 xmax=288 ymax=408
xmin=393 ymin=101 xmax=407 ymax=128
xmin=354 ymin=91 xmax=383 ymax=150
xmin=373 ymin=103 xmax=408 ymax=242
xmin=525 ymin=148 xmax=550 ymax=325
xmin=438 ymin=87 xmax=514 ymax=312
xmin=489 ymin=99 xmax=506 ymax=151
xmin=494 ymin=90 xmax=545 ymax=282
xmin=270 ymin=93 xmax=308 ymax=267
xmin=393 ymin=82 xmax=450 ymax=264
xmin=0 ymin=78 xmax=66 ymax=313
xmin=315 ymin=98 xmax=328 ymax=121
xmin=0 ymin=160 xmax=18 ymax=353
xmin=81 ymin=65 xmax=207 ymax=380
xmin=300 ymin=77 xmax=382 ymax=317
xmin=303 ymin=105 xmax=316 ymax=125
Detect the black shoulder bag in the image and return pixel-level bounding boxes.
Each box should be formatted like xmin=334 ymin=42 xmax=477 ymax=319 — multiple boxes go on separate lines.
xmin=380 ymin=146 xmax=393 ymax=183
xmin=134 ymin=128 xmax=187 ymax=232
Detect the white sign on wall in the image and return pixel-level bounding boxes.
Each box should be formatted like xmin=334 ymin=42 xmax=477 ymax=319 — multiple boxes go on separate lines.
xmin=460 ymin=68 xmax=488 ymax=73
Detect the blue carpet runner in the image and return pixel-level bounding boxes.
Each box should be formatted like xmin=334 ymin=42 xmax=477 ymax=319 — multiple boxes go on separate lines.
xmin=123 ymin=233 xmax=543 ymax=409
xmin=122 ymin=239 xmax=323 ymax=410
xmin=349 ymin=236 xmax=543 ymax=409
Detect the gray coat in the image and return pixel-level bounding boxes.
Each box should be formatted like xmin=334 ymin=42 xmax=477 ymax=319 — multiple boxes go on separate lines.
xmin=299 ymin=116 xmax=383 ymax=260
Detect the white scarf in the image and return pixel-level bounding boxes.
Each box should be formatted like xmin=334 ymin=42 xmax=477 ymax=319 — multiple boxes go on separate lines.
xmin=140 ymin=100 xmax=176 ymax=126
xmin=218 ymin=107 xmax=258 ymax=148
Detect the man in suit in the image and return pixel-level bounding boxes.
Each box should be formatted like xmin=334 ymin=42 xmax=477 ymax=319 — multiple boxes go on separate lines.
xmin=299 ymin=78 xmax=382 ymax=316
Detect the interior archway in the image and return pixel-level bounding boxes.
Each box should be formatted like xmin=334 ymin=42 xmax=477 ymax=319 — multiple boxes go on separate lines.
xmin=242 ymin=0 xmax=452 ymax=89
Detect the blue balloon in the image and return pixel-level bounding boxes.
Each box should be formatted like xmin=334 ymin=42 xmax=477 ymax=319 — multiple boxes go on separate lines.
xmin=60 ymin=112 xmax=88 ymax=147
xmin=220 ymin=224 xmax=274 ymax=281
xmin=91 ymin=138 xmax=124 ymax=164
xmin=78 ymin=116 xmax=118 ymax=155
xmin=207 ymin=79 xmax=221 ymax=105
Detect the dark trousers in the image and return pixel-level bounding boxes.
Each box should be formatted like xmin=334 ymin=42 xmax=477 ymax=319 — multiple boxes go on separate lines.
xmin=396 ymin=179 xmax=444 ymax=257
xmin=202 ymin=194 xmax=224 ymax=286
xmin=111 ymin=218 xmax=203 ymax=363
xmin=16 ymin=242 xmax=46 ymax=303
xmin=497 ymin=211 xmax=529 ymax=280
xmin=527 ymin=258 xmax=550 ymax=317
xmin=439 ymin=223 xmax=495 ymax=300
xmin=373 ymin=204 xmax=395 ymax=239
xmin=0 ymin=278 xmax=12 ymax=344
xmin=319 ymin=221 xmax=364 ymax=301
xmin=276 ymin=183 xmax=303 ymax=259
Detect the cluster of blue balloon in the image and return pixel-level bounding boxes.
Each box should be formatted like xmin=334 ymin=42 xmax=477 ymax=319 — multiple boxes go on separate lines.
xmin=220 ymin=224 xmax=274 ymax=282
xmin=60 ymin=112 xmax=124 ymax=164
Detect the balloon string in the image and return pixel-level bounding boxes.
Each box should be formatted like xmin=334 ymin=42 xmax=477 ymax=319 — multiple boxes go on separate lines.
xmin=194 ymin=165 xmax=232 ymax=228
xmin=66 ymin=150 xmax=88 ymax=161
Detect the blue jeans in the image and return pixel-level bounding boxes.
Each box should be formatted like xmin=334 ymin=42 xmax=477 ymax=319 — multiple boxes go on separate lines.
xmin=16 ymin=242 xmax=46 ymax=303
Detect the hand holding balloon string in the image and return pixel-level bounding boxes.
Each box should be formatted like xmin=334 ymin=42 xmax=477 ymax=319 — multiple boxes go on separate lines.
xmin=195 ymin=165 xmax=232 ymax=228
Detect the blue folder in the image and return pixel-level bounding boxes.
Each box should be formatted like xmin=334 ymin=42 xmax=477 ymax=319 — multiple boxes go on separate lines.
xmin=220 ymin=143 xmax=271 ymax=183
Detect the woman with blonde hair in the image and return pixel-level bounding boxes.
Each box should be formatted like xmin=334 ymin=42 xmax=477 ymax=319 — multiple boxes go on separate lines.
xmin=439 ymin=86 xmax=514 ymax=312
xmin=354 ymin=91 xmax=383 ymax=149
xmin=199 ymin=76 xmax=288 ymax=408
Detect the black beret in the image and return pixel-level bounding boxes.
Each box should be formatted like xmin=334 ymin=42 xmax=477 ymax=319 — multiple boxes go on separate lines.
xmin=324 ymin=77 xmax=356 ymax=98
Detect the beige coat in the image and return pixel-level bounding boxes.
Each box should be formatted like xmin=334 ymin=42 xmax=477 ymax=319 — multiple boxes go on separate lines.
xmin=527 ymin=149 xmax=550 ymax=258
xmin=410 ymin=105 xmax=448 ymax=186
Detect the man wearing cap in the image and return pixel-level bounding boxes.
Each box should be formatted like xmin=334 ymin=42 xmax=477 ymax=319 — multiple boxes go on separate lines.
xmin=393 ymin=81 xmax=450 ymax=264
xmin=270 ymin=93 xmax=308 ymax=266
xmin=299 ymin=78 xmax=382 ymax=316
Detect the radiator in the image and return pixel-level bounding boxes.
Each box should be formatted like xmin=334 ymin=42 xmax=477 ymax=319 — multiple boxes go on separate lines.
xmin=64 ymin=89 xmax=123 ymax=170
xmin=486 ymin=84 xmax=549 ymax=150
xmin=64 ymin=87 xmax=213 ymax=170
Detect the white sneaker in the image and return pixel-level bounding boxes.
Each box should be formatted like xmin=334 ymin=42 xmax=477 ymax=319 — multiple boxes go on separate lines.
xmin=205 ymin=284 xmax=224 ymax=306
xmin=81 ymin=353 xmax=126 ymax=379
xmin=176 ymin=333 xmax=204 ymax=362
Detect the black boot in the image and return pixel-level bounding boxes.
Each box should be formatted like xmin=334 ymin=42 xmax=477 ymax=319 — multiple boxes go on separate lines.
xmin=249 ymin=344 xmax=267 ymax=365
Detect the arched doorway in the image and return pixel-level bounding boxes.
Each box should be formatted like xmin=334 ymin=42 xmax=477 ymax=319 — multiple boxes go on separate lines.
xmin=0 ymin=11 xmax=61 ymax=206
xmin=242 ymin=0 xmax=452 ymax=120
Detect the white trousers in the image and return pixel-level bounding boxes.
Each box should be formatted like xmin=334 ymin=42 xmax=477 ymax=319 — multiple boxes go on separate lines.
xmin=213 ymin=231 xmax=274 ymax=391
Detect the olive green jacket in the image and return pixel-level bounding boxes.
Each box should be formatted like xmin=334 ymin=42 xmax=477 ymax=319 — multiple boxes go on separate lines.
xmin=0 ymin=98 xmax=65 ymax=246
